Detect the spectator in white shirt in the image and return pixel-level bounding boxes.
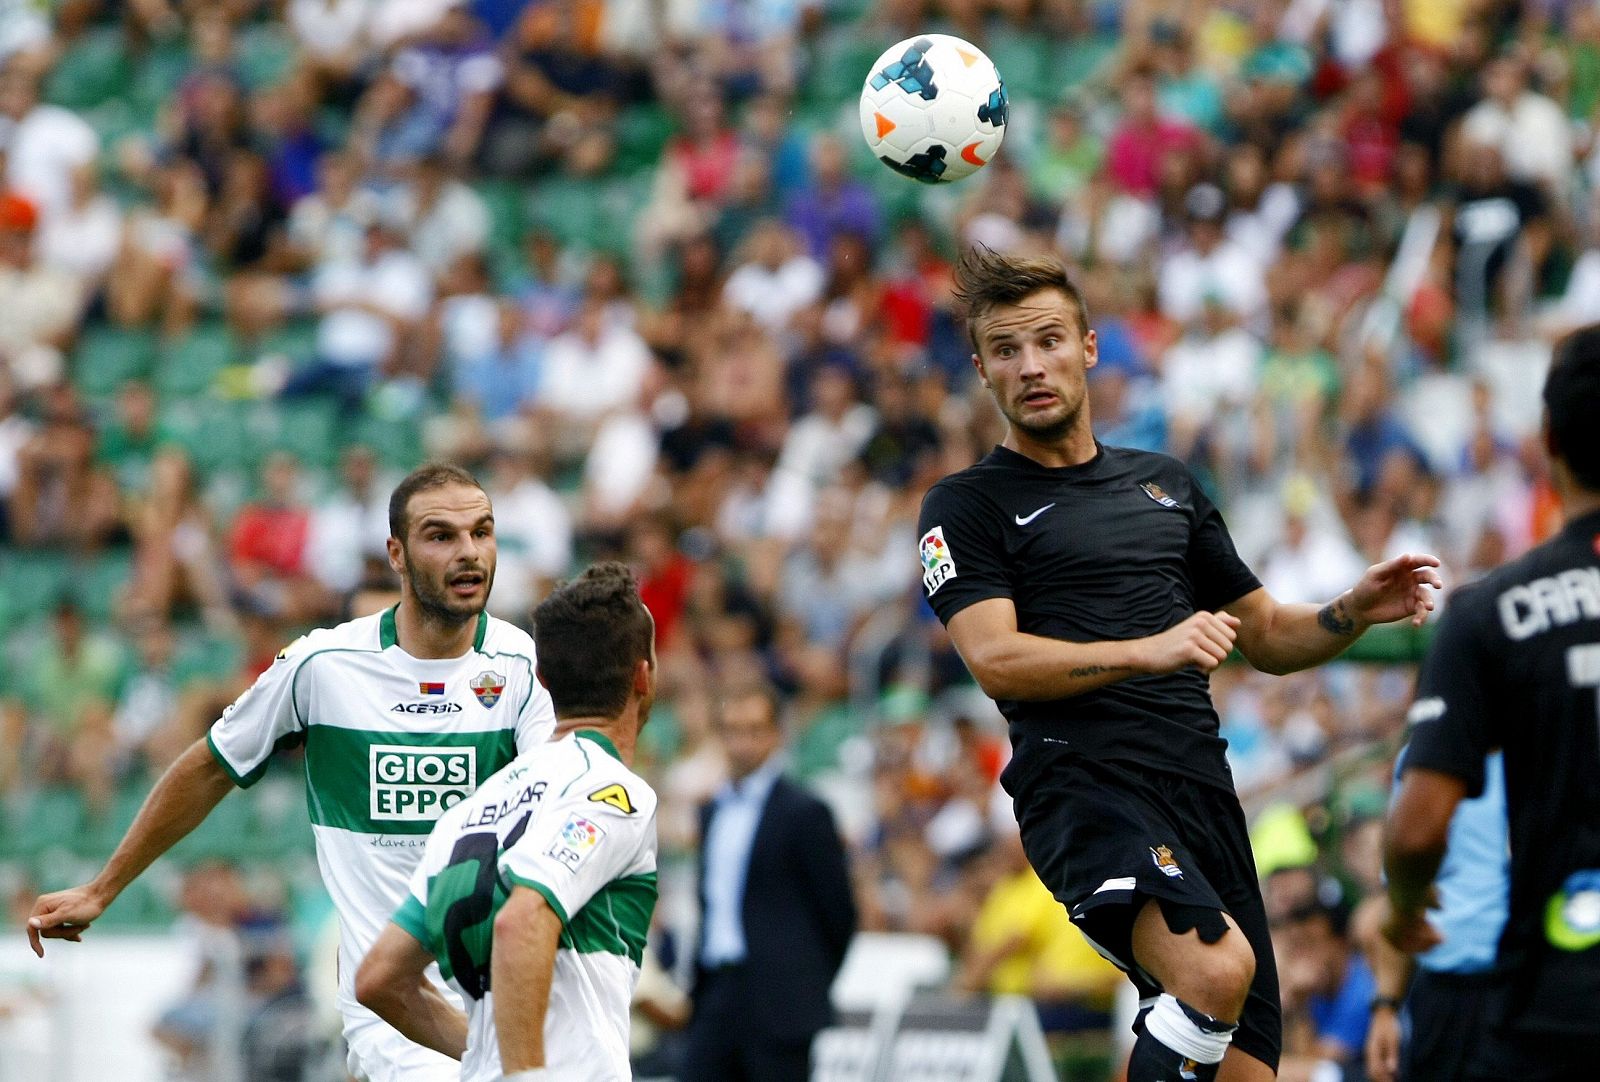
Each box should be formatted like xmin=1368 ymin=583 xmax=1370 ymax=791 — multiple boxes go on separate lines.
xmin=484 ymin=441 xmax=574 ymax=622
xmin=538 ymin=295 xmax=652 ymax=428
xmin=387 ymin=153 xmax=489 ymax=277
xmin=723 ymin=218 xmax=825 ymax=332
xmin=35 ymin=163 xmax=121 ymax=296
xmin=0 ymin=66 xmax=97 ymax=224
xmin=306 ymin=445 xmax=391 ymax=597
xmin=765 ymin=364 xmax=877 ymax=539
xmin=288 ymin=0 xmax=373 ymax=87
xmin=1460 ymin=55 xmax=1572 ymax=195
xmin=285 ymin=221 xmax=432 ymax=408
xmin=1159 ymin=182 xmax=1268 ymax=331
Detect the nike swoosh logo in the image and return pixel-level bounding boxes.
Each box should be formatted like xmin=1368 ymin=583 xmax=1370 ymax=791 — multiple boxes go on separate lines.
xmin=1015 ymin=504 xmax=1055 ymax=526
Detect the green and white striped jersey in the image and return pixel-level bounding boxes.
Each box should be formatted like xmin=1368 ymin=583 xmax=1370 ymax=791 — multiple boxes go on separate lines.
xmin=395 ymin=730 xmax=659 ymax=1082
xmin=205 ymin=606 xmax=555 ymax=1071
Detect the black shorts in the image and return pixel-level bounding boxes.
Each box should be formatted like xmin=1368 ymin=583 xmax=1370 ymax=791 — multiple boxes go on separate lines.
xmin=1463 ymin=979 xmax=1600 ymax=1082
xmin=1400 ymin=968 xmax=1498 ymax=1082
xmin=1001 ymin=743 xmax=1282 ymax=1072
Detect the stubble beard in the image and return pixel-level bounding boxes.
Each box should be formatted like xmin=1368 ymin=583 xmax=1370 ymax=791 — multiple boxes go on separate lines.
xmin=405 ymin=556 xmax=493 ymax=629
xmin=1004 ymin=395 xmax=1082 ymax=444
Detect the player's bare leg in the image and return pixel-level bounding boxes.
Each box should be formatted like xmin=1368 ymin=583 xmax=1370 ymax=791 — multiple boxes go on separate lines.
xmin=1127 ymin=900 xmax=1265 ymax=1081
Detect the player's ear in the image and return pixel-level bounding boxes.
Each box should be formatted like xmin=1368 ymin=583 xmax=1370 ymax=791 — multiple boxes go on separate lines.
xmin=385 ymin=536 xmax=405 ymax=576
xmin=971 ymin=353 xmax=988 ymax=386
xmin=535 ymin=663 xmax=549 ymax=690
xmin=1082 ymin=328 xmax=1098 ymax=371
xmin=633 ymin=657 xmax=651 ymax=695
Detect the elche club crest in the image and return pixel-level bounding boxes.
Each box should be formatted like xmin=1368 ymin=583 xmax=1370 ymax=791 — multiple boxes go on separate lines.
xmin=470 ymin=670 xmax=504 ymax=708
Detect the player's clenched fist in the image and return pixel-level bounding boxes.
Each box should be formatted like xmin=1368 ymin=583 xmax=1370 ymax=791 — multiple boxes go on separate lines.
xmin=1136 ymin=611 xmax=1240 ymax=674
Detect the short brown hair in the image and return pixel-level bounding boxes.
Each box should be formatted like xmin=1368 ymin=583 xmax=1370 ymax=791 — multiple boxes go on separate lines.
xmin=953 ymin=245 xmax=1089 ymax=350
xmin=388 ymin=463 xmax=487 ymax=540
xmin=533 ymin=562 xmax=654 ymax=719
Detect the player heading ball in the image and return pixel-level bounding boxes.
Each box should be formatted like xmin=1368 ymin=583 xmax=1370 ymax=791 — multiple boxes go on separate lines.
xmin=918 ymin=245 xmax=1442 ymax=1082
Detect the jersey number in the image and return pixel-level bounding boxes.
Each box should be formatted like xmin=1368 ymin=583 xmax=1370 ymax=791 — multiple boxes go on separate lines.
xmin=433 ymin=812 xmax=532 ymax=999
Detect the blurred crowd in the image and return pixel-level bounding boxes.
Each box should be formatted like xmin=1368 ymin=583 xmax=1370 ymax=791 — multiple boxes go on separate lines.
xmin=0 ymin=0 xmax=1594 ymax=1077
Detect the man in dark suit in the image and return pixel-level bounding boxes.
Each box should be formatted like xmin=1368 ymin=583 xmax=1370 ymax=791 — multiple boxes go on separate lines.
xmin=682 ymin=682 xmax=857 ymax=1081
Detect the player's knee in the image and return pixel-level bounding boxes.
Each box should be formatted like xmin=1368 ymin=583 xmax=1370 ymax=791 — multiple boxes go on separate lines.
xmin=1181 ymin=937 xmax=1255 ymax=1020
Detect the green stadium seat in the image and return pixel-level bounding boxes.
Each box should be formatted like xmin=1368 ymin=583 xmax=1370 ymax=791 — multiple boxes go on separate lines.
xmin=1052 ymin=34 xmax=1118 ymax=93
xmin=158 ymin=322 xmax=238 ymax=397
xmin=0 ymin=551 xmax=73 ymax=625
xmin=43 ymin=28 xmax=131 ymax=112
xmin=73 ymin=325 xmax=159 ymax=398
xmin=129 ymin=40 xmax=192 ymax=121
xmin=8 ymin=788 xmax=88 ymax=858
xmin=160 ymin=398 xmax=255 ymax=475
xmin=77 ymin=552 xmax=134 ymax=622
xmin=348 ymin=412 xmax=424 ymax=471
xmin=984 ymin=28 xmax=1047 ymax=102
xmin=237 ymin=25 xmax=298 ymax=90
xmin=612 ymin=105 xmax=676 ymax=174
xmin=476 ymin=178 xmax=527 ymax=268
xmin=264 ymin=398 xmax=342 ymax=470
xmin=258 ymin=319 xmax=320 ymax=365
xmin=805 ymin=30 xmax=885 ymax=108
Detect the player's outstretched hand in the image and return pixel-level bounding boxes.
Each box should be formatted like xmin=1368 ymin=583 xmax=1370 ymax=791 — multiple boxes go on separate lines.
xmin=1350 ymin=553 xmax=1443 ymax=629
xmin=26 ymin=885 xmax=109 ymax=957
xmin=1137 ymin=611 xmax=1240 ymax=675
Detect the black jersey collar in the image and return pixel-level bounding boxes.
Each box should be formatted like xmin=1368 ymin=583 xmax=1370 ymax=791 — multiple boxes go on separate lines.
xmin=1562 ymin=505 xmax=1600 ymax=541
xmin=990 ymin=441 xmax=1105 ymax=474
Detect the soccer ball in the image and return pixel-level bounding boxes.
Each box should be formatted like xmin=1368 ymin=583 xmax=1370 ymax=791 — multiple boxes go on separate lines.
xmin=858 ymin=34 xmax=1008 ymax=184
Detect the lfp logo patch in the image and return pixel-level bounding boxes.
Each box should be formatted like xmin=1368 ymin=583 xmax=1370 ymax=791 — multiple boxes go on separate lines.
xmin=546 ymin=812 xmax=606 ymax=872
xmin=369 ymin=745 xmax=476 ymax=821
xmin=470 ymin=671 xmax=504 ymax=709
xmin=920 ymin=526 xmax=957 ymax=596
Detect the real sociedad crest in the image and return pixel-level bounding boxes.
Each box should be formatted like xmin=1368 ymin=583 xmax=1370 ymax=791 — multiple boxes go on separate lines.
xmin=470 ymin=670 xmax=504 ymax=708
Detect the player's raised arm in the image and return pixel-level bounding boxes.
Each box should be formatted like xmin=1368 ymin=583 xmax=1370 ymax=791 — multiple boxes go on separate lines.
xmin=26 ymin=737 xmax=233 ymax=956
xmin=945 ymin=596 xmax=1242 ymax=701
xmin=1224 ymin=553 xmax=1443 ymax=675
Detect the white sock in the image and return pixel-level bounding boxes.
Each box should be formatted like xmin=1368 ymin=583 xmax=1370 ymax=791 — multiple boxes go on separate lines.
xmin=1143 ymin=993 xmax=1234 ymax=1066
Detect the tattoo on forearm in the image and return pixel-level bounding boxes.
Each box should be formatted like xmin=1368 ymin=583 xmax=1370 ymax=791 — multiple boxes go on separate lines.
xmin=1317 ymin=597 xmax=1357 ymax=636
xmin=1069 ymin=665 xmax=1134 ymax=678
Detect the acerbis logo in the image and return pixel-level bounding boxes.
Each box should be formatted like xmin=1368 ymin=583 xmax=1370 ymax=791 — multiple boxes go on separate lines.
xmin=389 ymin=702 xmax=464 ymax=714
xmin=369 ymin=745 xmax=477 ymax=821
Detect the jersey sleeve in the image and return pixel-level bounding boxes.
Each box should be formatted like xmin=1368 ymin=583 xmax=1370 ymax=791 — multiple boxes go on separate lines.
xmin=499 ymin=782 xmax=652 ymax=928
xmin=1184 ymin=475 xmax=1262 ymax=611
xmin=917 ymin=479 xmax=1012 ymax=624
xmin=205 ymin=638 xmax=311 ymax=788
xmin=516 ymin=675 xmax=557 ymax=752
xmin=1401 ymin=586 xmax=1498 ymax=797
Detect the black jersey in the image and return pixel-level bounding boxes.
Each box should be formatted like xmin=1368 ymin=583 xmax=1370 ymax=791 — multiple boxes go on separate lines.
xmin=1405 ymin=508 xmax=1600 ymax=1036
xmin=918 ymin=443 xmax=1261 ymax=790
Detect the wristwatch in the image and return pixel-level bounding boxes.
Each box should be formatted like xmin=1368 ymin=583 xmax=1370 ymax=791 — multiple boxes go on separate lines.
xmin=1370 ymin=994 xmax=1403 ymax=1014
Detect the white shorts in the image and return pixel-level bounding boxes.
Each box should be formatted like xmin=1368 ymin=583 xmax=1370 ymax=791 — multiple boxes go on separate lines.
xmin=345 ymin=1020 xmax=461 ymax=1082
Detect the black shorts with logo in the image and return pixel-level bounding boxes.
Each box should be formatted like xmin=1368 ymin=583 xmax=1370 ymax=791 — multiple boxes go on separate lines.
xmin=1001 ymin=739 xmax=1282 ymax=1072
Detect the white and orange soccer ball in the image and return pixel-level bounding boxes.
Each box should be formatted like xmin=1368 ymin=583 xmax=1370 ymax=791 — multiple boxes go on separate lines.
xmin=858 ymin=34 xmax=1008 ymax=184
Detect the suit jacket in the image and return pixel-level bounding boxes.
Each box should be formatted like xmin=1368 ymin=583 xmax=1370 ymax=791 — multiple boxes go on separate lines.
xmin=694 ymin=774 xmax=857 ymax=1043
